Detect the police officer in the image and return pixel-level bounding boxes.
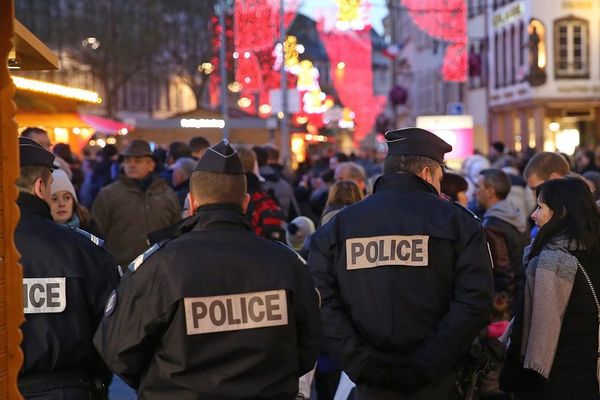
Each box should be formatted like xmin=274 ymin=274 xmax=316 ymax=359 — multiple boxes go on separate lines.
xmin=308 ymin=128 xmax=493 ymax=399
xmin=94 ymin=140 xmax=321 ymax=399
xmin=15 ymin=137 xmax=120 ymax=399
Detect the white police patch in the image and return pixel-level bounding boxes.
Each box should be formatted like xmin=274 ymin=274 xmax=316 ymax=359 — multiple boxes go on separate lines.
xmin=346 ymin=235 xmax=429 ymax=270
xmin=184 ymin=289 xmax=288 ymax=335
xmin=104 ymin=290 xmax=118 ymax=317
xmin=23 ymin=278 xmax=66 ymax=314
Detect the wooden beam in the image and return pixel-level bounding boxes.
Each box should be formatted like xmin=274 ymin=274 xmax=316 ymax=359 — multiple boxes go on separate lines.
xmin=10 ymin=20 xmax=58 ymax=71
xmin=0 ymin=1 xmax=24 ymax=399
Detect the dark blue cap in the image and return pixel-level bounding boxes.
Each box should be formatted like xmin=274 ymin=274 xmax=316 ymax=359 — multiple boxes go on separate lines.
xmin=193 ymin=140 xmax=244 ymax=175
xmin=19 ymin=136 xmax=55 ymax=169
xmin=384 ymin=127 xmax=452 ymax=164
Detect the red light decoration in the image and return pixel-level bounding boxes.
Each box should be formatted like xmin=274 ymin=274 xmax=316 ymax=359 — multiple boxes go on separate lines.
xmin=209 ymin=14 xmax=235 ymax=107
xmin=400 ymin=0 xmax=467 ymax=82
xmin=318 ymin=26 xmax=386 ymax=145
xmin=233 ymin=0 xmax=299 ymax=115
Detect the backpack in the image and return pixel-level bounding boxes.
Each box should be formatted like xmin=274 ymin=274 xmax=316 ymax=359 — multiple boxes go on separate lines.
xmin=249 ymin=190 xmax=286 ymax=242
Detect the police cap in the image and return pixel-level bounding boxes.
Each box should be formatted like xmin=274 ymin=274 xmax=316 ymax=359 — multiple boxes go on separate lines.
xmin=384 ymin=127 xmax=452 ymax=164
xmin=19 ymin=137 xmax=55 ymax=169
xmin=193 ymin=140 xmax=244 ymax=175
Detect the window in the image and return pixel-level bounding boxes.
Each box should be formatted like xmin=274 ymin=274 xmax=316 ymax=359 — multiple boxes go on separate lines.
xmin=495 ymin=32 xmax=500 ymax=88
xmin=554 ymin=17 xmax=589 ymax=78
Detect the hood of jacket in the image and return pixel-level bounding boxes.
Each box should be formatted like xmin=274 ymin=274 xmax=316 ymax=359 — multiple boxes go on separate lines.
xmin=484 ymin=199 xmax=527 ymax=233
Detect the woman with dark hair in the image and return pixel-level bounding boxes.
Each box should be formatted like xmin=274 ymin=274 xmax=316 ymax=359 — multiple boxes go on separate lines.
xmin=500 ymin=177 xmax=600 ymax=399
xmin=440 ymin=172 xmax=469 ymax=206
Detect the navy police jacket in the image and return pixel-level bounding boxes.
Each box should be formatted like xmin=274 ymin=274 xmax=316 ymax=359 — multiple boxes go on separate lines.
xmin=94 ymin=204 xmax=321 ymax=400
xmin=15 ymin=193 xmax=119 ymax=377
xmin=308 ymin=173 xmax=493 ymax=386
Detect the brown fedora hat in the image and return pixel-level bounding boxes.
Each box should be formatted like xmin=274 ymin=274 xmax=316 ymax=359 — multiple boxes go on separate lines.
xmin=120 ymin=140 xmax=158 ymax=161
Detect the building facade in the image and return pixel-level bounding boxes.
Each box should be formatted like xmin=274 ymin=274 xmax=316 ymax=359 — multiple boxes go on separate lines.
xmin=488 ymin=0 xmax=600 ymax=153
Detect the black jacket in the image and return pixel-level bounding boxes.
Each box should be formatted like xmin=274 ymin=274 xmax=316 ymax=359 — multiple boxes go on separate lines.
xmin=308 ymin=174 xmax=493 ymax=391
xmin=94 ymin=204 xmax=321 ymax=399
xmin=16 ymin=193 xmax=119 ymax=377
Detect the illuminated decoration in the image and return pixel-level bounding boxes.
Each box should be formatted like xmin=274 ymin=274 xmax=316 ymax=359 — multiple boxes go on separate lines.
xmin=180 ymin=118 xmax=226 ymax=129
xmin=549 ymin=121 xmax=560 ymax=132
xmin=296 ymin=60 xmax=320 ymax=91
xmin=53 ymin=128 xmax=69 ymax=144
xmin=400 ymin=0 xmax=467 ymax=82
xmin=416 ymin=115 xmax=474 ymax=164
xmin=284 ymin=35 xmax=300 ymax=71
xmin=259 ymin=104 xmax=273 ymax=114
xmin=318 ymin=26 xmax=386 ymax=144
xmin=555 ymin=129 xmax=580 ymax=155
xmin=335 ymin=0 xmax=369 ymax=31
xmin=106 ymin=137 xmax=117 ymax=145
xmin=528 ymin=19 xmax=546 ymax=69
xmin=199 ymin=62 xmax=214 ymax=75
xmin=238 ymin=97 xmax=252 ymax=108
xmin=228 ymin=82 xmax=241 ymax=93
xmin=12 ymin=76 xmax=101 ymax=103
xmin=209 ymin=13 xmax=235 ymax=107
xmin=338 ymin=107 xmax=355 ymax=129
xmin=234 ymin=0 xmax=300 ymax=114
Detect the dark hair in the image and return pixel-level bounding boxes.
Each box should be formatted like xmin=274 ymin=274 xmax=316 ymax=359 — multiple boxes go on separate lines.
xmin=53 ymin=143 xmax=74 ymax=163
xmin=263 ymin=145 xmax=279 ymax=162
xmin=21 ymin=127 xmax=48 ymax=138
xmin=441 ymin=173 xmax=468 ymax=201
xmin=332 ymin=152 xmax=349 ymax=163
xmin=189 ymin=136 xmax=210 ymax=153
xmin=252 ymin=146 xmax=269 ymax=167
xmin=383 ymin=154 xmax=439 ymax=175
xmin=480 ymin=168 xmax=511 ymax=200
xmin=530 ymin=178 xmax=600 ymax=258
xmin=167 ymin=141 xmax=191 ymax=162
xmin=491 ymin=141 xmax=505 ymax=153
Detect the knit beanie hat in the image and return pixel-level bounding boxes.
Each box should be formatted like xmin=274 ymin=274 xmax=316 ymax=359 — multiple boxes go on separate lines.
xmin=286 ymin=216 xmax=315 ymax=251
xmin=51 ymin=168 xmax=78 ymax=202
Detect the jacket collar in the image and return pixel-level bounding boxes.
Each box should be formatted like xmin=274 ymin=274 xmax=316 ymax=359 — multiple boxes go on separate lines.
xmin=373 ymin=173 xmax=440 ymax=196
xmin=17 ymin=192 xmax=53 ymax=220
xmin=187 ymin=203 xmax=252 ymax=233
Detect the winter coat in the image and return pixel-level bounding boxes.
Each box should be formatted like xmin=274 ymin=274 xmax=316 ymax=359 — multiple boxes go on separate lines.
xmin=92 ymin=174 xmax=181 ymax=267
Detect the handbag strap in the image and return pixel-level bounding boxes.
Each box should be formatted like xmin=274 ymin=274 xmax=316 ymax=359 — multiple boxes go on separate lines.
xmin=575 ymin=260 xmax=600 ymax=382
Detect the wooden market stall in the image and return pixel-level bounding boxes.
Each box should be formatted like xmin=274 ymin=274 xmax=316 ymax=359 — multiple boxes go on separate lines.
xmin=1 ymin=4 xmax=61 ymax=398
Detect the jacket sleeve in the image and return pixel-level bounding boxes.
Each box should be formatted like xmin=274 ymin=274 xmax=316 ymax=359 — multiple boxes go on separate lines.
xmin=484 ymin=226 xmax=513 ymax=294
xmin=91 ymin=189 xmax=111 ymax=237
xmin=308 ymin=228 xmax=388 ymax=383
xmin=87 ymin=249 xmax=121 ymax=328
xmin=93 ymin=258 xmax=175 ymax=389
xmin=292 ymin=259 xmax=321 ymax=375
xmin=410 ymin=225 xmax=494 ymax=382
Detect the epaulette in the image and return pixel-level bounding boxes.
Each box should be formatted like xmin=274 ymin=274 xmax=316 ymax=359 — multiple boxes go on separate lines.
xmin=127 ymin=239 xmax=168 ymax=273
xmin=450 ymin=200 xmax=481 ymax=222
xmin=71 ymin=227 xmax=105 ymax=248
xmin=275 ymin=240 xmax=307 ymax=265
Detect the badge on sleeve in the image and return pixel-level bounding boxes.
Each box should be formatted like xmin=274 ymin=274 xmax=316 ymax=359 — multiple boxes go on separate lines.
xmin=104 ymin=290 xmax=118 ymax=317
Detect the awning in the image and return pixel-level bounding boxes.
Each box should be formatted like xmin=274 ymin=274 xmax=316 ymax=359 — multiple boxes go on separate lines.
xmin=79 ymin=113 xmax=134 ymax=134
xmin=14 ymin=112 xmax=88 ymax=128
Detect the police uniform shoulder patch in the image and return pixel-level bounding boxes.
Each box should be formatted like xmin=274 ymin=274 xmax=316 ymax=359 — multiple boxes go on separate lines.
xmin=71 ymin=227 xmax=105 ymax=248
xmin=104 ymin=290 xmax=118 ymax=317
xmin=127 ymin=242 xmax=163 ymax=273
xmin=450 ymin=200 xmax=481 ymax=221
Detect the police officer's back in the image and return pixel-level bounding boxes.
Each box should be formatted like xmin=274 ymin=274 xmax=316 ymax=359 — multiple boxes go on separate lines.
xmin=308 ymin=128 xmax=493 ymax=399
xmin=15 ymin=137 xmax=120 ymax=399
xmin=94 ymin=141 xmax=321 ymax=399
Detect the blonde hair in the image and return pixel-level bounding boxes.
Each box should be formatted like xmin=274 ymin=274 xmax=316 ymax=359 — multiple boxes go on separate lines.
xmin=326 ymin=180 xmax=364 ymax=208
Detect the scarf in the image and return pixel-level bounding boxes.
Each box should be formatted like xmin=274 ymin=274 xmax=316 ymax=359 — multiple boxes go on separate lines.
xmin=520 ymin=235 xmax=579 ymax=378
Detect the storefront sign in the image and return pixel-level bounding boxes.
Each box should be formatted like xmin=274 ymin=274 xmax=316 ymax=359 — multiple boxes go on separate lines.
xmin=493 ymin=3 xmax=525 ymax=28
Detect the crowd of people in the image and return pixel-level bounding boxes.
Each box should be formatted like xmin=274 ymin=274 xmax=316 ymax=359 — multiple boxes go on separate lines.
xmin=14 ymin=126 xmax=600 ymax=400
